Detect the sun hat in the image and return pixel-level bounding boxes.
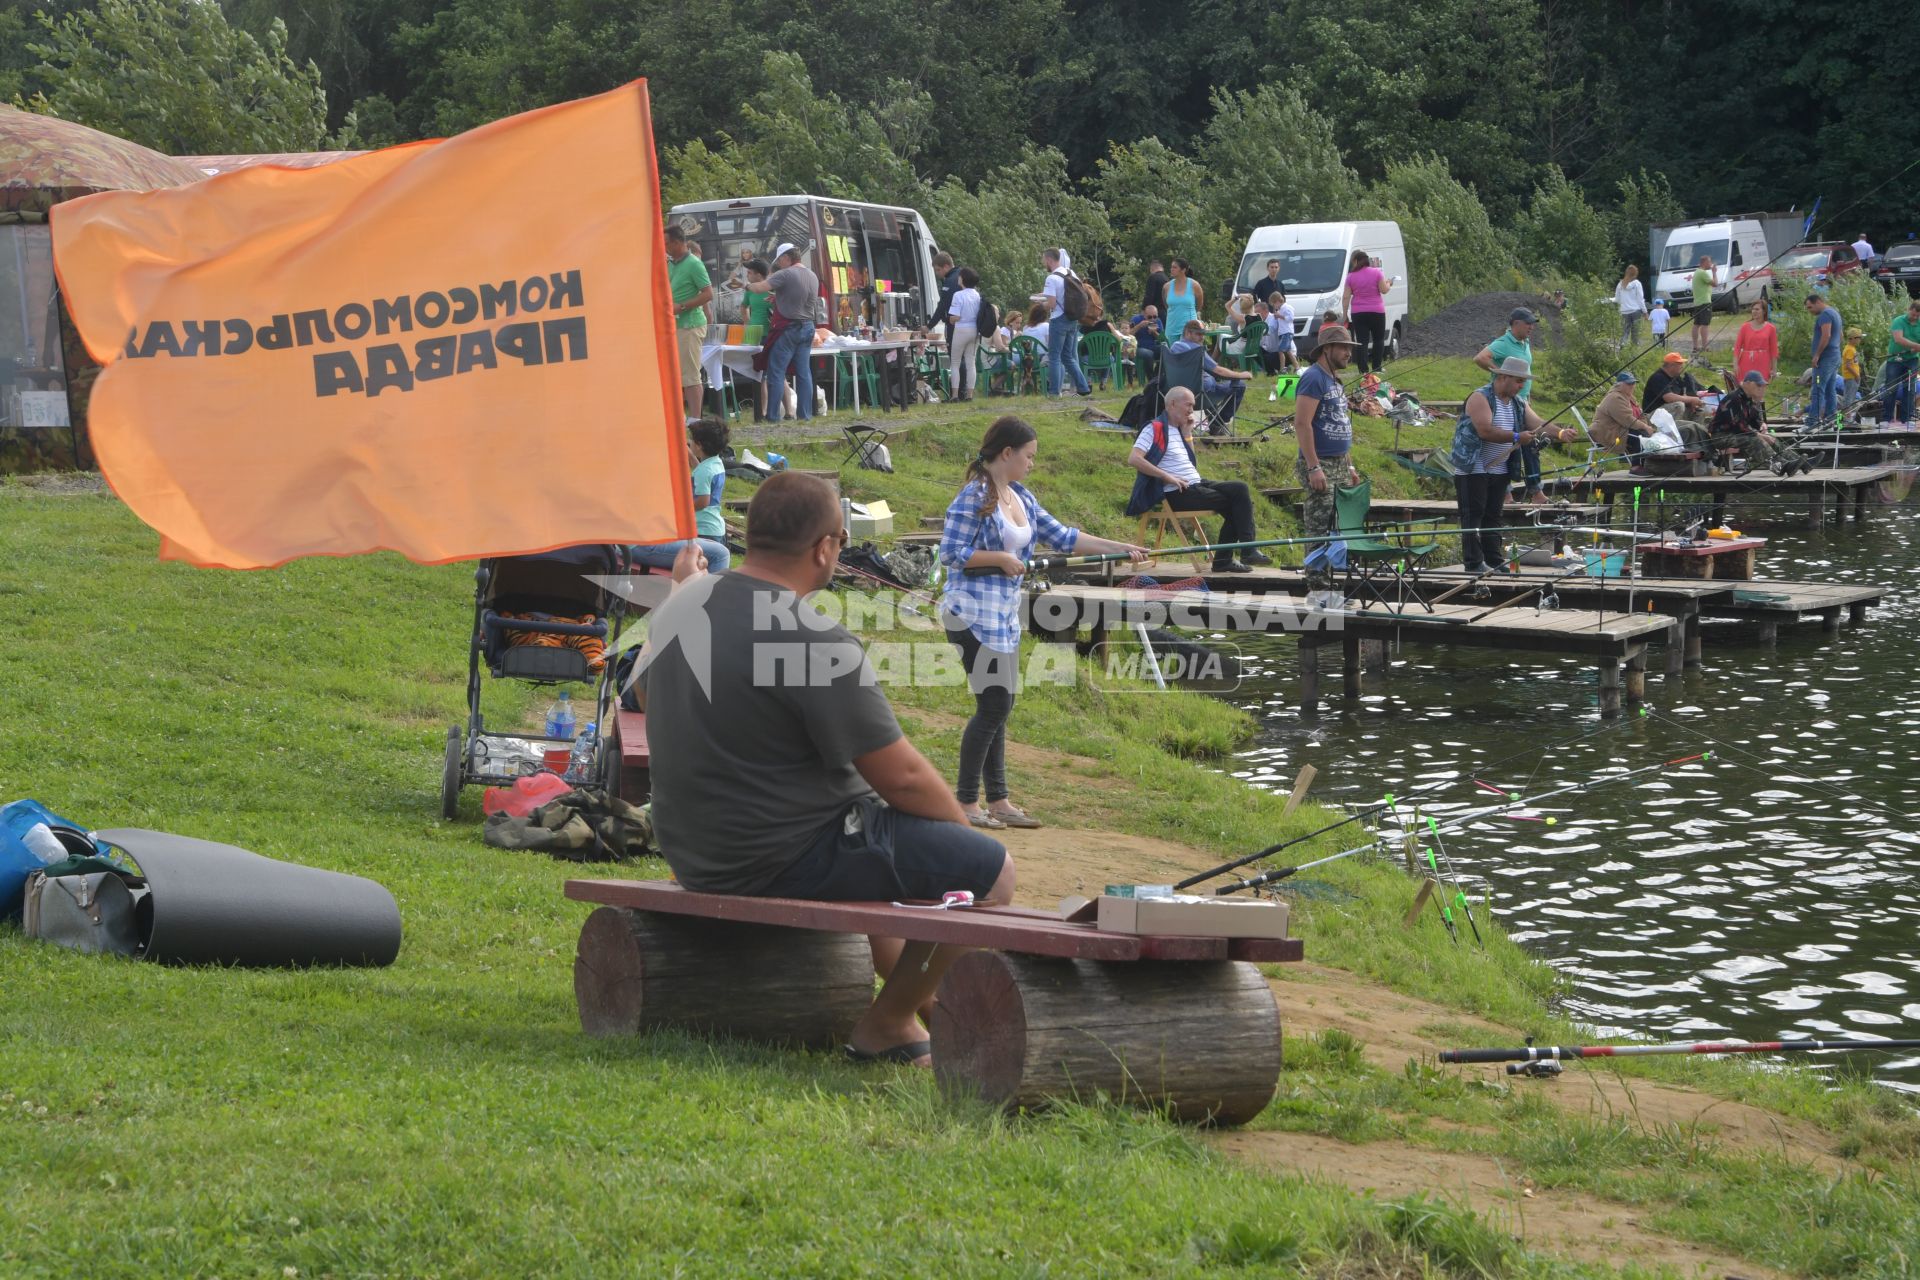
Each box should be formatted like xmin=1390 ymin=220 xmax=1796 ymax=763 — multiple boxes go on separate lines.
xmin=1742 ymin=370 xmax=1767 ymax=384
xmin=1314 ymin=324 xmax=1360 ymax=347
xmin=1509 ymin=307 xmax=1538 ymax=325
xmin=1493 ymin=356 xmax=1533 ymax=379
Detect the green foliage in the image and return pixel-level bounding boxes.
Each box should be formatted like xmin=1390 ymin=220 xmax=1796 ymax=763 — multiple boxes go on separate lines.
xmin=1513 ymin=167 xmax=1616 ymax=282
xmin=1363 ymin=154 xmax=1516 ymax=318
xmin=1196 ymin=86 xmax=1358 ymax=240
xmin=24 ymin=0 xmax=336 ymax=153
xmin=1093 ymin=138 xmax=1235 ymax=304
xmin=1609 ymin=169 xmax=1687 ymax=272
xmin=1538 ymin=276 xmax=1634 ymax=404
xmin=928 ymin=146 xmax=1112 ymax=315
xmin=1772 ymin=271 xmax=1901 ymax=384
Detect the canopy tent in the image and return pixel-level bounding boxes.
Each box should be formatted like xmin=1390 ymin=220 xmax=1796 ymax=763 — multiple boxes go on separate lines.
xmin=0 ymin=107 xmax=203 ymax=472
xmin=180 ymin=151 xmax=362 ymax=177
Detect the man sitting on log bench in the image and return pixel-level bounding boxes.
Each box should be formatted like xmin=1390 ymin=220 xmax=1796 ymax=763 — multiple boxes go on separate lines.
xmin=640 ymin=471 xmax=1016 ymax=1069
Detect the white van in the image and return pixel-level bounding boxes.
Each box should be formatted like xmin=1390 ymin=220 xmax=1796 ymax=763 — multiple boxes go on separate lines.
xmin=1651 ymin=218 xmax=1775 ymax=312
xmin=1233 ymin=221 xmax=1410 ymax=358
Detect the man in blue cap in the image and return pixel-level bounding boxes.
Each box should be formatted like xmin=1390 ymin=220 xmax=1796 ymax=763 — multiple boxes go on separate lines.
xmin=1474 ymin=307 xmax=1551 ymax=501
xmin=1709 ymin=371 xmax=1808 ymax=473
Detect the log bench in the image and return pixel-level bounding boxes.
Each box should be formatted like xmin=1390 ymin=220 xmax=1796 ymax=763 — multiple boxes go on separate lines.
xmin=567 ymin=878 xmax=1302 ymax=1125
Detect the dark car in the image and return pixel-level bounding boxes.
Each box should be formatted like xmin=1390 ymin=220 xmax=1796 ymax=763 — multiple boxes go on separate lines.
xmin=1875 ymin=243 xmax=1920 ymax=299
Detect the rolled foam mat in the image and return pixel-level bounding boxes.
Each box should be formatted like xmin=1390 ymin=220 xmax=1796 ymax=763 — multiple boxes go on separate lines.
xmin=94 ymin=828 xmax=402 ymax=967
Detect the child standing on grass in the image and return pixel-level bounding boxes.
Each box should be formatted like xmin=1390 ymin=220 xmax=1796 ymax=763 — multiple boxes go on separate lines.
xmin=1649 ymin=299 xmax=1671 ymax=348
xmin=1841 ymin=328 xmax=1864 ymax=420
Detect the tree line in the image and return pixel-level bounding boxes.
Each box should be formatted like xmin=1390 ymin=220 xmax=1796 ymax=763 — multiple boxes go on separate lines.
xmin=4 ymin=0 xmax=1907 ymax=316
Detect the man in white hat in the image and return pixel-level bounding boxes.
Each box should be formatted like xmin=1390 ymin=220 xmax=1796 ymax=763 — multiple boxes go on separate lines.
xmin=1452 ymin=356 xmax=1562 ymax=573
xmin=745 ymin=242 xmax=821 ymax=422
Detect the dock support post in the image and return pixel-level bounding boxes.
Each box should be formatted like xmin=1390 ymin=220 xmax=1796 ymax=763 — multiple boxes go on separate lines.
xmin=1665 ymin=623 xmax=1685 ymax=677
xmin=1853 ymin=485 xmax=1867 ymax=522
xmin=1360 ymin=638 xmax=1389 ymax=673
xmin=1758 ymin=620 xmax=1779 ymax=644
xmin=1685 ymin=614 xmax=1703 ymax=666
xmin=1299 ymin=639 xmax=1321 ymax=714
xmin=1598 ymin=656 xmax=1621 ymax=717
xmin=1342 ymin=636 xmax=1361 ymax=700
xmin=1850 ymin=601 xmax=1868 ymax=625
xmin=1809 ymin=488 xmax=1824 ymax=529
xmin=1624 ymin=645 xmax=1646 ymax=704
xmin=1821 ymin=608 xmax=1841 ymax=634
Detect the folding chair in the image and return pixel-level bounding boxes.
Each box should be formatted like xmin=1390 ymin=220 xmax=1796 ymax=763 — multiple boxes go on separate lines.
xmin=842 ymin=421 xmax=891 ymax=467
xmin=1335 ymin=478 xmax=1441 ymax=613
xmin=1158 ymin=344 xmax=1240 ymax=433
xmin=1136 ymin=500 xmax=1211 ymax=552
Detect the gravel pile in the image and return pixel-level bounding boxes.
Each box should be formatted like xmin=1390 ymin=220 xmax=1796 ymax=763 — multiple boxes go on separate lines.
xmin=1399 ymin=291 xmax=1561 ymax=360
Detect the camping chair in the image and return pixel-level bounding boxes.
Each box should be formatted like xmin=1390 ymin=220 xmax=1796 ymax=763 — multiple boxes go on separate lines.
xmin=1136 ymin=500 xmax=1211 ymax=553
xmin=842 ymin=420 xmax=891 ymax=468
xmin=1335 ymin=477 xmax=1441 ymax=613
xmin=1157 ymin=344 xmax=1240 ymax=432
xmin=1081 ymin=330 xmax=1122 ymax=390
xmin=1011 ymin=335 xmax=1047 ymax=395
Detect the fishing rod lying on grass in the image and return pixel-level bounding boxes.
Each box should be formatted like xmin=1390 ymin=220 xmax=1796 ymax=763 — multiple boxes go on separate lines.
xmin=1440 ymin=1036 xmax=1920 ymax=1077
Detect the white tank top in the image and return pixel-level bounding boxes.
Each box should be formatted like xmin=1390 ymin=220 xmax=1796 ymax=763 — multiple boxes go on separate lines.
xmin=996 ymin=504 xmax=1033 ymax=552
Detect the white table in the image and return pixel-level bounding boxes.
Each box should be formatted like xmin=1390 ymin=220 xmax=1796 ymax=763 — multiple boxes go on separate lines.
xmin=814 ymin=338 xmax=914 ymax=412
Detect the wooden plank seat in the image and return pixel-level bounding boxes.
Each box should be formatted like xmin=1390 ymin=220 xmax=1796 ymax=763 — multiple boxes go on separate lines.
xmin=567 ymin=878 xmax=1301 ymax=1124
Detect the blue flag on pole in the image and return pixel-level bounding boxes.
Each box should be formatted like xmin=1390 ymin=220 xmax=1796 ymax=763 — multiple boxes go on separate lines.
xmin=1803 ymin=195 xmax=1822 ymax=237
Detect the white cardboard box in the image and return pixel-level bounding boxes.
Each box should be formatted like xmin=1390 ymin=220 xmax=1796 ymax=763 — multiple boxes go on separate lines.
xmin=1095 ymin=893 xmax=1290 ymax=939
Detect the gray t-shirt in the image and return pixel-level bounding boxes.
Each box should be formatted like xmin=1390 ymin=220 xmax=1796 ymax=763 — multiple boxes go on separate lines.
xmin=768 ymin=264 xmax=820 ymax=323
xmin=642 ymin=571 xmax=902 ymax=894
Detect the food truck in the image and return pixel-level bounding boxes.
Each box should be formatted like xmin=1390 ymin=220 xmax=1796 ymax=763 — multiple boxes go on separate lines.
xmin=666 ymin=195 xmax=944 ymax=334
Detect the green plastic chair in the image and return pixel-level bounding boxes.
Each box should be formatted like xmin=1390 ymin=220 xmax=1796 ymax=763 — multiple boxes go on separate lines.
xmin=1230 ymin=321 xmax=1267 ymax=374
xmin=1080 ymin=329 xmax=1122 ymax=390
xmin=980 ymin=345 xmax=1015 ymax=397
xmin=1334 ymin=476 xmax=1441 ymax=612
xmin=1011 ymin=335 xmax=1047 ymax=395
xmin=834 ymin=351 xmax=882 ymax=411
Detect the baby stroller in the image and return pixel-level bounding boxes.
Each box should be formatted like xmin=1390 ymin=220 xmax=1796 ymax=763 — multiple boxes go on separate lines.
xmin=440 ymin=544 xmax=631 ymax=818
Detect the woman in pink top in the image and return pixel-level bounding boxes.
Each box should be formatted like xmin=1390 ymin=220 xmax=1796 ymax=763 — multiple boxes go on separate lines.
xmin=1341 ymin=249 xmax=1392 ymax=374
xmin=1733 ymin=300 xmax=1778 ymax=383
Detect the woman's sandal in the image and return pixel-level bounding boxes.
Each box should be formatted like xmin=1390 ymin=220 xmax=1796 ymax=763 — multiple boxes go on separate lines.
xmin=965 ymin=810 xmax=1006 ymax=829
xmin=989 ymin=805 xmax=1043 ymax=829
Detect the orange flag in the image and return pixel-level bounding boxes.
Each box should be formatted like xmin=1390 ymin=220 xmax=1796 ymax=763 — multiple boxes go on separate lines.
xmin=52 ymin=82 xmax=691 ymax=569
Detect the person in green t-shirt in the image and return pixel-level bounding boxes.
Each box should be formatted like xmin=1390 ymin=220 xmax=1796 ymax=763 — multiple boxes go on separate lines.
xmin=665 ymin=224 xmax=714 ymax=419
xmin=1883 ymin=298 xmax=1920 ymax=425
xmin=741 ymin=258 xmax=774 ymax=420
xmin=1690 ymin=255 xmax=1715 ymax=356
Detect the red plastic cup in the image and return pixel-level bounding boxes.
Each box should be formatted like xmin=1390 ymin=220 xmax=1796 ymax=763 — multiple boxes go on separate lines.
xmin=542 ymin=745 xmax=573 ymax=774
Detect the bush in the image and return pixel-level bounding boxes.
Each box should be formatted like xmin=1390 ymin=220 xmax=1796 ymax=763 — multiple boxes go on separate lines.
xmin=1770 ymin=271 xmax=1899 ymax=388
xmin=928 ymin=145 xmax=1113 ymax=319
xmin=1362 ymin=154 xmax=1514 ymax=319
xmin=1513 ymin=166 xmax=1615 ymax=282
xmin=1538 ymin=275 xmax=1638 ymax=405
xmin=1094 ymin=138 xmax=1237 ymax=305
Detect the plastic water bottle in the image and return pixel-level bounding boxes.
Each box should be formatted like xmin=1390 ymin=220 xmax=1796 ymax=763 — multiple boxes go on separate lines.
xmin=566 ymin=722 xmax=597 ymax=783
xmin=545 ymin=691 xmax=576 ymax=741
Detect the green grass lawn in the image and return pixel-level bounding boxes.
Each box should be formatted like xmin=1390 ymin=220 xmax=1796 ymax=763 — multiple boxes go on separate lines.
xmin=3 ymin=356 xmax=1918 ymax=1276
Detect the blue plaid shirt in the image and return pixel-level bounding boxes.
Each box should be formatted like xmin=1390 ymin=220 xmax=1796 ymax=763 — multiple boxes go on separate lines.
xmin=938 ymin=480 xmax=1079 ymax=652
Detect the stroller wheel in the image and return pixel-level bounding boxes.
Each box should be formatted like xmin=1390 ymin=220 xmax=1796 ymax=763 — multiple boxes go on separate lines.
xmin=440 ymin=724 xmax=464 ymax=820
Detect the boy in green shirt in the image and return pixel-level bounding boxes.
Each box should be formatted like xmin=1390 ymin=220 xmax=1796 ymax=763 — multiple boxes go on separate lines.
xmin=1884 ymin=299 xmax=1920 ymax=426
xmin=1690 ymin=256 xmax=1715 ymax=356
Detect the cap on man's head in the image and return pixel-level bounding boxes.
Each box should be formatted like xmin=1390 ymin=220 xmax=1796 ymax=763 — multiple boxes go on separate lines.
xmin=1662 ymin=351 xmax=1686 ymax=365
xmin=1510 ymin=307 xmax=1538 ymax=325
xmin=1742 ymin=370 xmax=1767 ymax=385
xmin=774 ymin=242 xmax=798 ymax=260
xmin=1615 ymin=370 xmax=1638 ymax=384
xmin=1493 ymin=355 xmax=1533 ymax=380
xmin=1182 ymin=318 xmax=1205 ymax=336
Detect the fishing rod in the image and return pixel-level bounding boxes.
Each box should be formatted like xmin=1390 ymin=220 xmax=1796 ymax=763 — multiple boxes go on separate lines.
xmin=1211 ymin=841 xmax=1378 ymax=895
xmin=1446 ymin=751 xmax=1710 ymax=823
xmin=1424 ymin=812 xmax=1482 ymax=946
xmin=1440 ymin=1036 xmax=1920 ymax=1071
xmin=962 ymin=526 xmax=1529 ymax=576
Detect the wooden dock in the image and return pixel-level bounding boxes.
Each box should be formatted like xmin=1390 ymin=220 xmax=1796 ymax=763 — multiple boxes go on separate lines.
xmin=1067 ymin=561 xmax=1886 ymax=673
xmin=1587 ymin=465 xmax=1899 ymax=527
xmin=1261 ymin=491 xmax=1610 ymax=527
xmin=1033 ymin=581 xmax=1676 ymax=715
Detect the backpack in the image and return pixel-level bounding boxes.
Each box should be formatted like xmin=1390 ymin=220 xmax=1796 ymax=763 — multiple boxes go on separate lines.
xmin=1054 ymin=269 xmax=1091 ymax=323
xmin=977 ymin=298 xmax=998 ymax=335
xmin=857 ymin=439 xmax=894 ymax=472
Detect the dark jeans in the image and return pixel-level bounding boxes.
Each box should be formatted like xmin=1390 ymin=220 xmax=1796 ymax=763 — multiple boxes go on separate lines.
xmin=762 ymin=797 xmax=1007 ymax=901
xmin=1454 ymin=472 xmax=1509 ymax=570
xmin=1165 ymin=480 xmax=1256 ymax=564
xmin=1350 ymin=311 xmax=1387 ymax=373
xmin=945 ymin=618 xmax=1017 ymax=806
xmin=1883 ymin=358 xmax=1918 ymax=424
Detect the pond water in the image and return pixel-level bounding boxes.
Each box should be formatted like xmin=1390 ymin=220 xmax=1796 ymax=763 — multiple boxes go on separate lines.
xmin=1225 ymin=501 xmax=1920 ymax=1088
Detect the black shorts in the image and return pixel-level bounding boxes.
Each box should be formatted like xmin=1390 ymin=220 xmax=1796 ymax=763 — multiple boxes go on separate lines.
xmin=760 ymin=797 xmax=1006 ymax=901
xmin=1692 ymin=305 xmax=1712 ymax=328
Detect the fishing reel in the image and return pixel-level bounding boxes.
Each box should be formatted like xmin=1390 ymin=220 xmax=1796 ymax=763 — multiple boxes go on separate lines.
xmin=1507 ymin=1060 xmax=1563 ymax=1079
xmin=1534 ymin=590 xmax=1561 ymax=613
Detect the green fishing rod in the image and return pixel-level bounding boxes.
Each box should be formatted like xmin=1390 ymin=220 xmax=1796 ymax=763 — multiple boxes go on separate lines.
xmin=961 ymin=525 xmax=1536 ymax=576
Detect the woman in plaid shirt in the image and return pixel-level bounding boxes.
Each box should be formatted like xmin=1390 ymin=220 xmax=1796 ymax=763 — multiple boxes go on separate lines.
xmin=939 ymin=417 xmax=1147 ymax=829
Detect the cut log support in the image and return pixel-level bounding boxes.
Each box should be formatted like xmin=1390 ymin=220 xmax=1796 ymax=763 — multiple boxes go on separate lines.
xmin=574 ymin=906 xmax=874 ymax=1047
xmin=930 ymin=951 xmax=1281 ymax=1126
xmin=1598 ymin=656 xmax=1621 ymax=717
xmin=1299 ymin=639 xmax=1321 ymax=713
xmin=1342 ymin=635 xmax=1361 ymax=699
